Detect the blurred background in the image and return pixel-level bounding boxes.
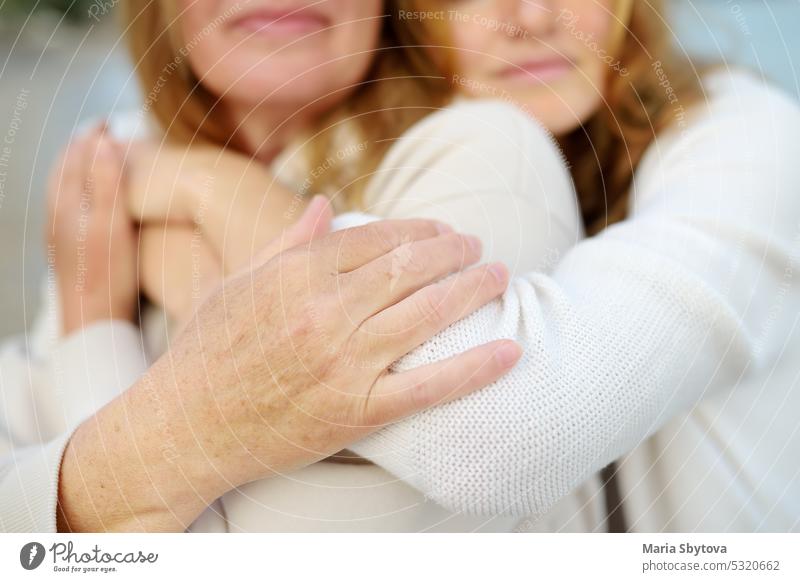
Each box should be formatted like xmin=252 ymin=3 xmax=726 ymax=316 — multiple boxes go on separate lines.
xmin=0 ymin=0 xmax=798 ymax=337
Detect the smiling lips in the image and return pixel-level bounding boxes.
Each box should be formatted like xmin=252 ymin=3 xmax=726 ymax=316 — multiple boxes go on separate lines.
xmin=231 ymin=7 xmax=330 ymax=36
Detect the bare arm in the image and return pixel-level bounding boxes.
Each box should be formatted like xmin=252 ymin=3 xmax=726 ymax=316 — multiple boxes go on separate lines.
xmin=126 ymin=142 xmax=308 ymax=273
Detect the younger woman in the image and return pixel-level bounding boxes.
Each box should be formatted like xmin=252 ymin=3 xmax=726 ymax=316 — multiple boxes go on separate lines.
xmin=125 ymin=0 xmax=800 ymax=531
xmin=352 ymin=0 xmax=800 ymax=531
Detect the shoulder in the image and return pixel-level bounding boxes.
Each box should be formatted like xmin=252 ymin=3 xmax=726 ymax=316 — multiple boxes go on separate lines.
xmin=637 ymin=70 xmax=800 ymax=180
xmin=649 ymin=70 xmax=800 ymax=154
xmin=387 ymin=98 xmax=560 ymax=157
xmin=413 ymin=98 xmax=536 ymax=131
xmin=365 ymin=99 xmax=572 ymax=207
xmin=361 ymin=99 xmax=582 ymax=265
xmin=700 ymin=69 xmax=800 ymax=120
xmin=633 ymin=69 xmax=800 ymax=218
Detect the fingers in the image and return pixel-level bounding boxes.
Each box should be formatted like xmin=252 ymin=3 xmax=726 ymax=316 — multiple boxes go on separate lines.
xmin=47 ymin=123 xmax=116 ymax=223
xmin=312 ymin=218 xmax=452 ymax=273
xmin=46 ymin=134 xmax=90 ymax=239
xmin=47 ymin=123 xmax=141 ymax=333
xmin=362 ymin=262 xmax=510 ymax=361
xmin=336 ymin=231 xmax=483 ymax=323
xmin=268 ymin=194 xmax=333 ymax=254
xmin=53 ymin=139 xmax=86 ymax=200
xmin=82 ymin=129 xmax=131 ymax=267
xmin=366 ymin=340 xmax=522 ymax=425
xmin=85 ymin=130 xmax=125 ymax=213
xmin=286 ymin=194 xmax=333 ymax=246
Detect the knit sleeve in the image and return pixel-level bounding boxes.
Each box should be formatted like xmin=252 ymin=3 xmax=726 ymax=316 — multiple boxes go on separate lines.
xmin=350 ymin=73 xmax=800 ymax=517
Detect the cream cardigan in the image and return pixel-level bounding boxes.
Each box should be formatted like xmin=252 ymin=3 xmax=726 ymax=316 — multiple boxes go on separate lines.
xmin=2 ymin=70 xmax=799 ymax=532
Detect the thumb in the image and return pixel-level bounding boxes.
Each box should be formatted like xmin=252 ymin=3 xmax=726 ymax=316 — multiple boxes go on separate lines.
xmin=283 ymin=194 xmax=333 ymax=248
xmin=247 ymin=195 xmax=333 ymax=273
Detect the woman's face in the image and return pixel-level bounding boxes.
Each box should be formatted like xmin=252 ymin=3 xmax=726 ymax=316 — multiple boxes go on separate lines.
xmin=441 ymin=0 xmax=620 ymax=135
xmin=178 ymin=0 xmax=383 ymax=117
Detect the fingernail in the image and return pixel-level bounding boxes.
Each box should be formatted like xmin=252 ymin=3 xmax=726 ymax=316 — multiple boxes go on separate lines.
xmin=303 ymin=195 xmax=321 ymax=214
xmin=435 ymin=221 xmax=454 ymax=234
xmin=314 ymin=194 xmax=329 ymax=209
xmin=495 ymin=341 xmax=522 ymax=368
xmin=488 ymin=262 xmax=508 ymax=284
xmin=466 ymin=235 xmax=482 ymax=255
xmin=309 ymin=195 xmax=332 ymax=222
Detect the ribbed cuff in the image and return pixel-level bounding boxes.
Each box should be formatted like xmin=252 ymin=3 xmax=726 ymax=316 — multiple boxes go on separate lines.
xmin=52 ymin=320 xmax=148 ymax=429
xmin=0 ymin=432 xmax=73 ymax=532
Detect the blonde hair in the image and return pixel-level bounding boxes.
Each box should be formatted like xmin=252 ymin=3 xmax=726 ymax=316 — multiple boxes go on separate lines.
xmin=563 ymin=0 xmax=706 ymax=234
xmin=120 ymin=1 xmax=235 ymax=146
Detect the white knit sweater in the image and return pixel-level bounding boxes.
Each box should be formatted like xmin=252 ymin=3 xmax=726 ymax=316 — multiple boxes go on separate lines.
xmin=349 ymin=71 xmax=800 ymax=529
xmin=1 ymin=70 xmax=799 ymax=532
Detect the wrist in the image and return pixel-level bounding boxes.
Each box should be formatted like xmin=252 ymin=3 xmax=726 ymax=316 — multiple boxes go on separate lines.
xmin=175 ymin=172 xmax=204 ymax=220
xmin=57 ymin=362 xmax=230 ymax=532
xmin=175 ymin=155 xmax=221 ymax=221
xmin=124 ymin=362 xmax=236 ymax=523
xmin=60 ymin=300 xmax=136 ymax=337
xmin=146 ymin=342 xmax=266 ymax=490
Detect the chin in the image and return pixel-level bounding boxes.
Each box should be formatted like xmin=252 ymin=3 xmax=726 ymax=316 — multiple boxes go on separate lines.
xmin=207 ymin=50 xmax=367 ymax=108
xmin=494 ymin=88 xmax=593 ymax=136
xmin=220 ymin=75 xmax=350 ymax=119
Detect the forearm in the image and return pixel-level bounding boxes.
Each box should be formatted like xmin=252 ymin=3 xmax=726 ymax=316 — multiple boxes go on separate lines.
xmin=195 ymin=174 xmax=306 ymax=273
xmin=56 ymin=365 xmax=229 ymax=532
xmin=129 ymin=143 xmax=307 ymax=273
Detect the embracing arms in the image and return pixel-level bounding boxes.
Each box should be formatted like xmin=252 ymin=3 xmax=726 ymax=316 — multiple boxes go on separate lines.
xmin=3 ymin=203 xmax=522 ymax=531
xmin=47 ymin=79 xmax=800 ymax=523
xmin=2 ymin=123 xmax=527 ymax=531
xmin=349 ymin=80 xmax=800 ymax=517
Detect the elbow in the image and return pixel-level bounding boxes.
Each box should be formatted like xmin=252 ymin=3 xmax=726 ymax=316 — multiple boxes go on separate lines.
xmin=421 ymin=443 xmax=563 ymax=517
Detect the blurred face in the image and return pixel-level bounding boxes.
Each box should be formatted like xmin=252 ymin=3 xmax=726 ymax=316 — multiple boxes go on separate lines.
xmin=178 ymin=0 xmax=383 ymax=117
xmin=439 ymin=0 xmax=621 ymax=135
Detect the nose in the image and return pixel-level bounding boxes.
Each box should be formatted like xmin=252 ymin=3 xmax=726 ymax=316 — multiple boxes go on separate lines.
xmin=502 ymin=0 xmax=557 ymax=39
